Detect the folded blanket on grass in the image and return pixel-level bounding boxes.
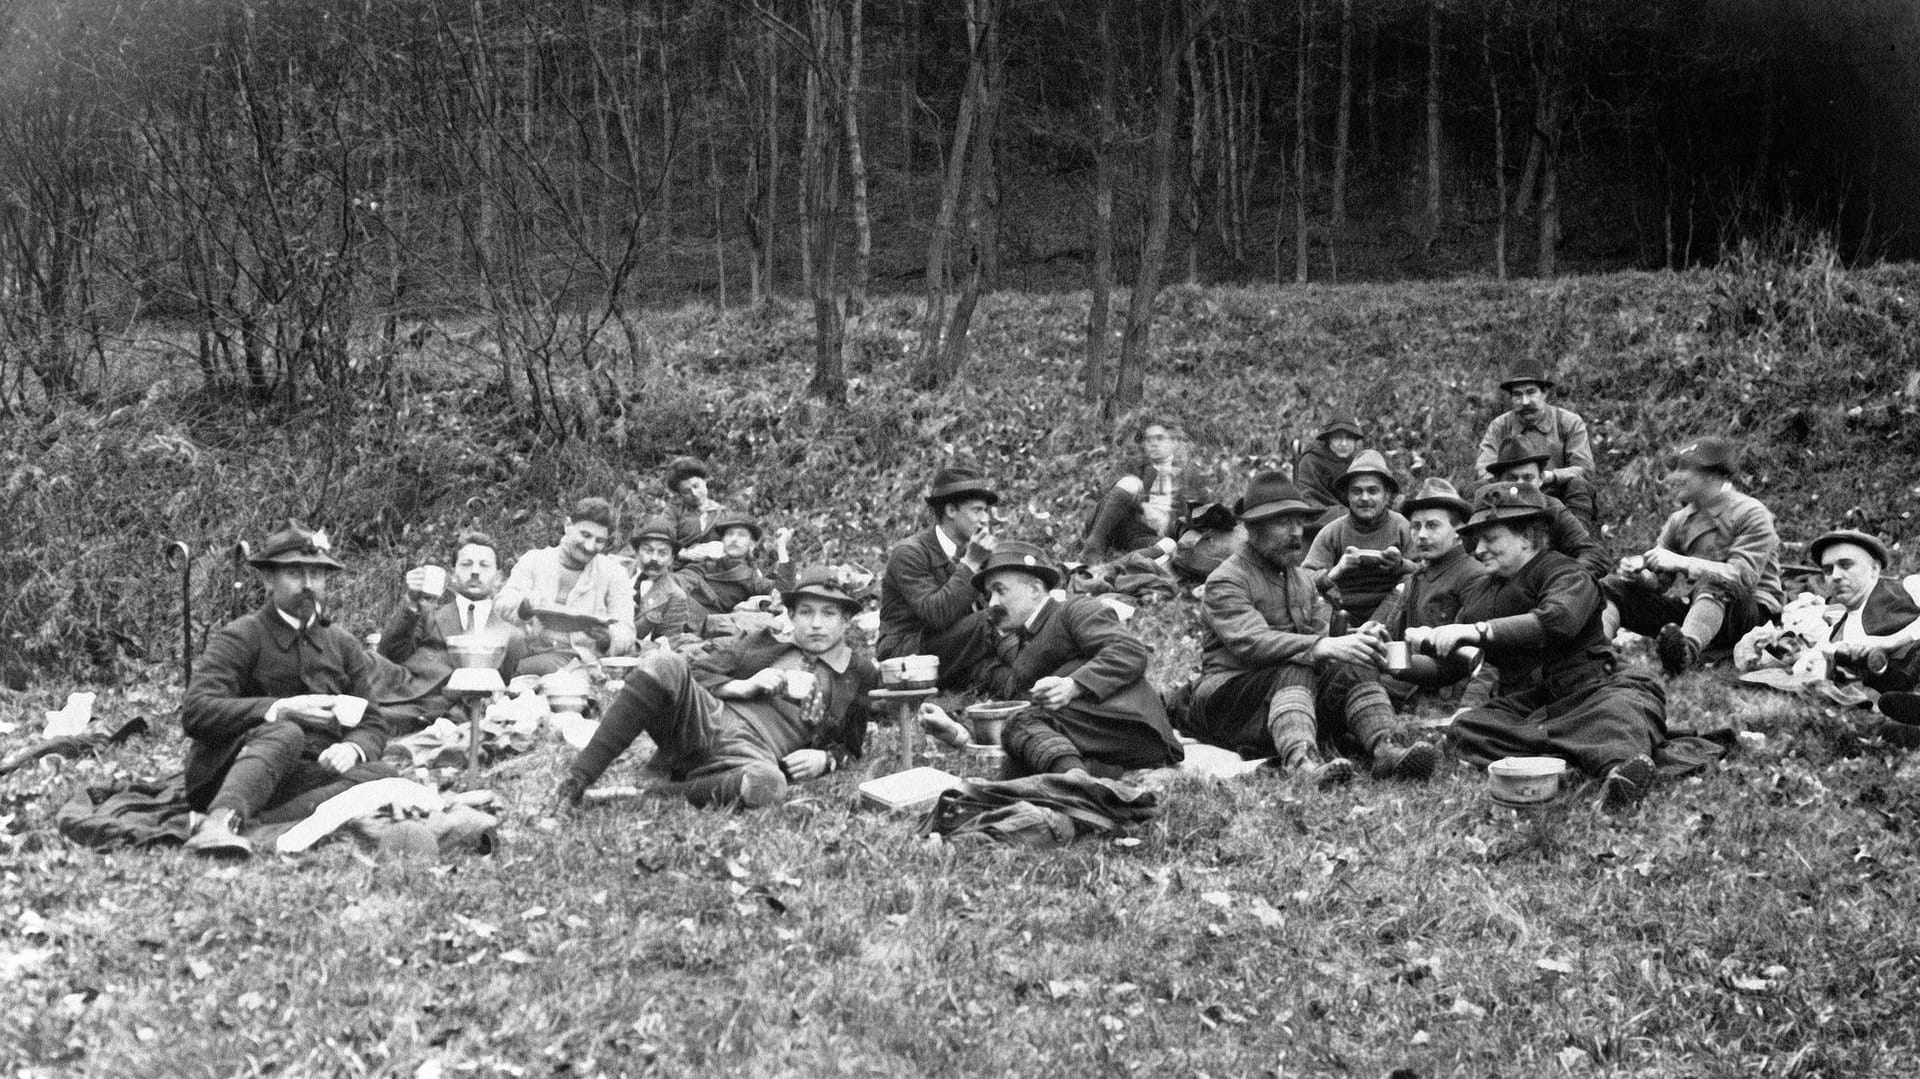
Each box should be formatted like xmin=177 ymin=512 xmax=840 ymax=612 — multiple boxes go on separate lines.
xmin=920 ymin=773 xmax=1163 ymax=848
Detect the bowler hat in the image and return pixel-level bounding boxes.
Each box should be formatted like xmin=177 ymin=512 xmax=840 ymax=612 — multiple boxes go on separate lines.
xmin=972 ymin=541 xmax=1062 ymax=592
xmin=1235 ymin=472 xmax=1320 ymax=522
xmin=1339 ymin=449 xmax=1401 ymax=498
xmin=1485 ymin=437 xmax=1552 ymax=477
xmin=1674 ymin=436 xmax=1739 ymax=477
xmin=247 ymin=522 xmax=346 ymax=572
xmin=1401 ymin=478 xmax=1472 ymax=521
xmin=1499 ymin=361 xmax=1557 ymax=392
xmin=630 ymin=514 xmax=679 ymax=551
xmin=707 ymin=512 xmax=764 ymax=543
xmin=1458 ymin=484 xmax=1551 ymax=538
xmin=924 ymin=466 xmax=999 ymax=507
xmin=1314 ymin=417 xmax=1364 ymax=442
xmin=662 ymin=456 xmax=709 ymax=494
xmin=1810 ymin=529 xmax=1890 ymax=570
xmin=784 ymin=568 xmax=864 ymax=615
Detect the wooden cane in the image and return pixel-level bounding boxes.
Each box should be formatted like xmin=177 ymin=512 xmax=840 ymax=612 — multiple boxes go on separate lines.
xmin=165 ymin=541 xmax=194 ymax=685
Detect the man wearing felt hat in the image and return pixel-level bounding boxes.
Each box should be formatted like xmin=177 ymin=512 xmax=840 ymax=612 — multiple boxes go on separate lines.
xmin=1480 ymin=437 xmax=1610 ymax=578
xmin=1301 ymin=449 xmax=1417 ymax=624
xmin=180 ymin=522 xmax=398 ymax=857
xmin=1474 ymin=360 xmax=1600 ymax=529
xmin=497 ymin=497 xmax=639 ymax=676
xmin=1806 ymin=529 xmax=1920 ymax=695
xmin=1367 ymin=478 xmax=1489 ymax=707
xmin=968 ymin=542 xmax=1183 ymax=778
xmin=1601 ymin=437 xmax=1782 ymax=676
xmin=1295 ymin=417 xmax=1367 ymax=510
xmin=671 ymin=509 xmax=794 ymax=628
xmin=628 ymin=514 xmax=696 ymax=642
xmin=1183 ymin=473 xmax=1440 ymax=787
xmin=554 ymin=568 xmax=877 ymax=810
xmin=876 ymin=464 xmax=1003 ymax=689
xmin=1415 ymin=485 xmax=1668 ymax=813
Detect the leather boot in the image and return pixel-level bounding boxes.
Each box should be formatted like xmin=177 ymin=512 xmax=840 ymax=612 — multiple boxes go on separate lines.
xmin=185 ymin=807 xmax=252 ymax=859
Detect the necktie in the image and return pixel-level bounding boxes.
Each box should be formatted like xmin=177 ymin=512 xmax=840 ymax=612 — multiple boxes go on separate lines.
xmin=462 ymin=602 xmax=475 ymax=633
xmin=798 ymin=661 xmax=828 ymax=728
xmin=994 ymin=625 xmax=1027 ymax=666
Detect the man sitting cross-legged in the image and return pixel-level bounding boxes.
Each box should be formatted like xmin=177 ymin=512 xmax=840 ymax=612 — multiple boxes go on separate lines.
xmin=970 ymin=542 xmax=1184 ymax=778
xmin=1601 ymin=437 xmax=1782 ymax=676
xmin=554 ymin=570 xmax=876 ymax=810
xmin=1181 ymin=473 xmax=1438 ymax=787
xmin=1419 ymin=485 xmax=1668 ymax=814
xmin=371 ymin=532 xmax=527 ymax=734
xmin=181 ymin=523 xmax=397 ymax=858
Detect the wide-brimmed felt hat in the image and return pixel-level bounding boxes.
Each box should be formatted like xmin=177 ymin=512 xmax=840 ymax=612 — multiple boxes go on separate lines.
xmin=972 ymin=541 xmax=1062 ymax=592
xmin=924 ymin=466 xmax=999 ymax=508
xmin=248 ymin=522 xmax=345 ymax=572
xmin=1315 ymin=417 xmax=1363 ymax=442
xmin=1458 ymin=484 xmax=1552 ymax=538
xmin=1499 ymin=360 xmax=1557 ymax=392
xmin=1401 ymin=478 xmax=1473 ymax=520
xmin=1485 ymin=437 xmax=1552 ymax=477
xmin=1339 ymin=449 xmax=1401 ymax=498
xmin=1810 ymin=529 xmax=1890 ymax=570
xmin=662 ymin=456 xmax=709 ymax=494
xmin=784 ymin=568 xmax=864 ymax=615
xmin=1674 ymin=436 xmax=1739 ymax=477
xmin=630 ymin=514 xmax=679 ymax=551
xmin=1235 ymin=472 xmax=1320 ymax=522
xmin=707 ymin=512 xmax=764 ymax=543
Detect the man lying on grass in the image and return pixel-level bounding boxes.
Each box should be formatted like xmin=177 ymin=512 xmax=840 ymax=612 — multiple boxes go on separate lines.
xmin=1182 ymin=473 xmax=1438 ymax=787
xmin=1415 ymin=485 xmax=1667 ymax=813
xmin=553 ymin=570 xmax=875 ymax=810
xmin=672 ymin=511 xmax=794 ymax=630
xmin=968 ymin=542 xmax=1183 ymax=778
xmin=181 ymin=523 xmax=396 ymax=858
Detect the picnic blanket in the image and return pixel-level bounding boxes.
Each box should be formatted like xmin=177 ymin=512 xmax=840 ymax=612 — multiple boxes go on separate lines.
xmin=920 ymin=773 xmax=1163 ymax=848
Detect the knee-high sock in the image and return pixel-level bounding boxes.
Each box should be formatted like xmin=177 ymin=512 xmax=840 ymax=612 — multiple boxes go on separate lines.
xmin=1344 ymin=681 xmax=1402 ymax=752
xmin=565 ymin=661 xmax=682 ymax=788
xmin=1266 ymin=685 xmax=1316 ymax=768
xmin=1003 ymin=713 xmax=1087 ymax=774
xmin=1682 ymin=594 xmax=1727 ymax=651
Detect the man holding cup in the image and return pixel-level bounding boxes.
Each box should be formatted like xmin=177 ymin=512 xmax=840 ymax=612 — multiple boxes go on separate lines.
xmin=553 ymin=569 xmax=877 ymax=810
xmin=965 ymin=542 xmax=1183 ymax=778
xmin=1367 ymin=478 xmax=1489 ymax=708
xmin=371 ymin=532 xmax=527 ymax=733
xmin=180 ymin=522 xmax=396 ymax=858
xmin=1183 ymin=474 xmax=1438 ymax=786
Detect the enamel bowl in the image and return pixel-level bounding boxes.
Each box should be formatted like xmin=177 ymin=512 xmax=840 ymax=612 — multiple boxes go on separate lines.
xmin=1487 ymin=756 xmax=1567 ymax=805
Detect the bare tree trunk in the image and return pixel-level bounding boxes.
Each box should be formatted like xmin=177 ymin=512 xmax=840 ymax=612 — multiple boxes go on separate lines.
xmin=1484 ymin=19 xmax=1507 ymax=280
xmin=1084 ymin=0 xmax=1117 ymax=399
xmin=1114 ymin=0 xmax=1195 ymax=419
xmin=1537 ymin=88 xmax=1560 ymax=276
xmin=1183 ymin=35 xmax=1205 ymax=284
xmin=939 ymin=0 xmax=1003 ymax=379
xmin=1330 ymin=0 xmax=1352 ymax=279
xmin=1293 ymin=0 xmax=1311 ymax=285
xmin=801 ymin=0 xmax=848 ymax=403
xmin=845 ymin=0 xmax=871 ymax=325
xmin=1423 ymin=0 xmax=1441 ymax=255
xmin=914 ymin=0 xmax=995 ymax=388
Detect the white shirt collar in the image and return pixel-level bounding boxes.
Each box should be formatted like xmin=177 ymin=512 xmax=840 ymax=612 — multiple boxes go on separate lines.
xmin=275 ymin=606 xmax=315 ymax=632
xmin=935 ymin=526 xmax=962 ymax=560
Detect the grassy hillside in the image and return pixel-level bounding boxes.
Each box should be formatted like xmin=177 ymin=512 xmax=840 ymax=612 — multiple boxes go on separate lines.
xmin=5 ymin=251 xmax=1920 ymax=1075
xmin=6 ymin=246 xmax=1917 ymax=683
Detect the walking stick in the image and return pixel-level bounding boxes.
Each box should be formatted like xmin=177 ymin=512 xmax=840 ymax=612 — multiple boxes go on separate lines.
xmin=165 ymin=541 xmax=194 ymax=686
